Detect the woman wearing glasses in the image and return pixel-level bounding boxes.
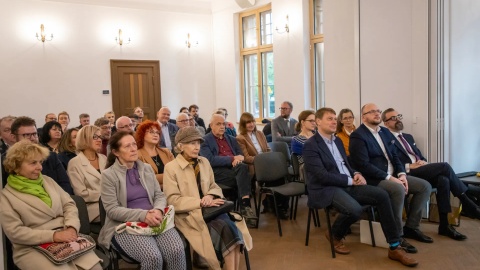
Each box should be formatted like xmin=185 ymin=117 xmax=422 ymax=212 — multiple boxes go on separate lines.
xmin=67 ymin=125 xmax=106 ymax=222
xmin=291 ymin=110 xmax=316 ymax=165
xmin=136 ymin=120 xmax=174 ymax=189
xmin=336 ymin=108 xmax=356 ymax=156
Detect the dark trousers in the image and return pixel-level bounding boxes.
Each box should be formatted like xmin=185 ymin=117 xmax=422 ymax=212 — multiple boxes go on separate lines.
xmin=330 ymin=185 xmax=400 ymax=244
xmin=409 ymin=162 xmax=468 ymax=213
xmin=213 ymin=163 xmax=251 ymax=198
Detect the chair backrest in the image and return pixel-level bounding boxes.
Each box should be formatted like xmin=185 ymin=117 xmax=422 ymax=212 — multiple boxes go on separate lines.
xmin=70 ymin=195 xmax=91 ymax=235
xmin=290 ymin=153 xmax=300 ymax=178
xmin=99 ymin=197 xmax=106 ymax=227
xmin=268 ymin=141 xmax=291 ymax=164
xmin=254 ymin=152 xmax=288 ymax=183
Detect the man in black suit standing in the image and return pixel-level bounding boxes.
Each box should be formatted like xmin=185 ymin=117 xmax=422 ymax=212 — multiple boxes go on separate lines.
xmin=349 ymin=103 xmax=432 ymax=250
xmin=303 ymin=108 xmax=418 ymax=266
xmin=382 ymin=108 xmax=480 ymax=240
xmin=271 ymin=101 xmax=298 ymax=147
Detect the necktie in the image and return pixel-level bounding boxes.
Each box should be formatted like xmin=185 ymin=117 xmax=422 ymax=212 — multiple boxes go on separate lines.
xmin=398 ymin=134 xmax=421 ymax=162
xmin=285 ymin=118 xmax=290 ymax=130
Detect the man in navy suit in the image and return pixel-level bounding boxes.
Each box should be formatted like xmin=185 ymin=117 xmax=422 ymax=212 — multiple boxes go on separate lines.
xmin=382 ymin=108 xmax=480 ymax=240
xmin=303 ymin=108 xmax=418 ymax=266
xmin=157 ymin=107 xmax=179 ymax=152
xmin=200 ymin=113 xmax=256 ymax=223
xmin=349 ymin=103 xmax=432 ymax=248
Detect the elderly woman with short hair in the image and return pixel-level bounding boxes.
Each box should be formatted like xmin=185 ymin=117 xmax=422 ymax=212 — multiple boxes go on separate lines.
xmin=67 ymin=125 xmax=106 ymax=222
xmin=0 ymin=140 xmax=102 ymax=270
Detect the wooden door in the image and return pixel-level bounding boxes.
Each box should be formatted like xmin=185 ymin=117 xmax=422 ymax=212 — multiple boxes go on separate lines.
xmin=110 ymin=60 xmax=161 ymax=121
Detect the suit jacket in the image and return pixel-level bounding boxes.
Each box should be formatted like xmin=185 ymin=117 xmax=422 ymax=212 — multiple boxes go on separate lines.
xmin=390 ymin=132 xmax=427 ymax=165
xmin=0 ymin=175 xmax=100 ymax=269
xmin=236 ymin=131 xmax=270 ymax=175
xmin=158 ymin=121 xmax=179 ymax=151
xmin=271 ymin=116 xmax=298 ymax=144
xmin=67 ymin=151 xmax=107 ymax=222
xmin=138 ymin=147 xmax=175 ymax=187
xmin=349 ymin=124 xmax=405 ymax=185
xmin=200 ymin=133 xmax=243 ymax=168
xmin=43 ymin=151 xmax=74 ymax=195
xmin=303 ymin=132 xmax=356 ymax=208
xmin=163 ymin=155 xmax=223 ymax=270
xmin=98 ymin=160 xmax=166 ymax=250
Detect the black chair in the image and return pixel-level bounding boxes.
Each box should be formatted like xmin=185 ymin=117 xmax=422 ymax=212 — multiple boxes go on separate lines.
xmin=70 ymin=195 xmax=111 ymax=269
xmin=98 ymin=197 xmax=193 ymax=270
xmin=290 ymin=153 xmax=301 ymax=181
xmin=304 ymin=203 xmax=377 ymax=258
xmin=268 ymin=141 xmax=295 ymax=177
xmin=254 ymin=152 xmax=305 ymax=236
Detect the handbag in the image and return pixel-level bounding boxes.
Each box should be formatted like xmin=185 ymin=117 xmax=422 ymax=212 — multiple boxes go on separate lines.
xmin=202 ymin=200 xmax=235 ymax=222
xmin=33 ymin=233 xmax=96 ymax=265
xmin=115 ymin=205 xmax=175 ymax=235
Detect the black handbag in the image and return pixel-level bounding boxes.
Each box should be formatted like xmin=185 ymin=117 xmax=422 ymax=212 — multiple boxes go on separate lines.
xmin=202 ymin=200 xmax=235 ymax=222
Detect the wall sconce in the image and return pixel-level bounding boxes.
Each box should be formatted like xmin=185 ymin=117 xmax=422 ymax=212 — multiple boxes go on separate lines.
xmin=115 ymin=29 xmax=131 ymax=46
xmin=36 ymin=24 xmax=53 ymax=42
xmin=185 ymin=33 xmax=198 ymax=48
xmin=275 ymin=15 xmax=290 ymax=34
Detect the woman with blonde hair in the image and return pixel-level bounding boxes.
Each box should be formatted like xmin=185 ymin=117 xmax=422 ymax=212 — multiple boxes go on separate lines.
xmin=336 ymin=108 xmax=356 ymax=156
xmin=0 ymin=140 xmax=101 ymax=270
xmin=135 ymin=120 xmax=174 ymax=188
xmin=67 ymin=125 xmax=107 ymax=222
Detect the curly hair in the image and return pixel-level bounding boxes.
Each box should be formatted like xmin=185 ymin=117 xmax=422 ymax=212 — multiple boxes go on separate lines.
xmin=135 ymin=120 xmax=162 ymax=149
xmin=3 ymin=140 xmax=50 ymax=174
xmin=40 ymin=121 xmax=63 ymax=144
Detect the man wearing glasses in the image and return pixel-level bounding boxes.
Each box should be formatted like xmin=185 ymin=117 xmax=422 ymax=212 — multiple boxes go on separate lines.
xmin=382 ymin=108 xmax=480 ymax=240
xmin=0 ymin=115 xmax=16 ymax=155
xmin=272 ymin=101 xmax=298 ymax=147
xmin=1 ymin=116 xmax=73 ymax=194
xmin=349 ymin=103 xmax=431 ymax=253
xmin=116 ymin=116 xmax=135 ymax=133
xmin=156 ymin=107 xmax=179 ymax=151
xmin=94 ymin=117 xmax=112 ymax=155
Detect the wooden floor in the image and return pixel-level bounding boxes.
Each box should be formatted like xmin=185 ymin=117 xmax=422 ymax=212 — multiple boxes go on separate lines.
xmin=121 ymin=196 xmax=480 ymax=269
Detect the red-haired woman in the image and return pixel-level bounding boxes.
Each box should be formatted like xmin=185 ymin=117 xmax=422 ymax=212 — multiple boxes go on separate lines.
xmin=135 ymin=120 xmax=174 ymax=188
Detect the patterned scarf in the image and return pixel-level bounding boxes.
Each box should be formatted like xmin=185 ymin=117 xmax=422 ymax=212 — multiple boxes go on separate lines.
xmin=7 ymin=174 xmax=52 ymax=207
xmin=188 ymin=158 xmax=203 ymax=197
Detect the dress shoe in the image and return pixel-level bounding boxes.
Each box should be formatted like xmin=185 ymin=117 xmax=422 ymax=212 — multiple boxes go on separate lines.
xmin=461 ymin=207 xmax=480 ymax=220
xmin=438 ymin=225 xmax=467 ymax=241
xmin=324 ymin=231 xmax=350 ymax=255
xmin=400 ymin=238 xmax=417 ymax=254
xmin=403 ymin=226 xmax=433 ymax=243
xmin=388 ymin=246 xmax=419 ymax=267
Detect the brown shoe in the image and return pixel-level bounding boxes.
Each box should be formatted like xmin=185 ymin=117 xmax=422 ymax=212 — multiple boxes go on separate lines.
xmin=324 ymin=231 xmax=350 ymax=255
xmin=388 ymin=246 xmax=419 ymax=267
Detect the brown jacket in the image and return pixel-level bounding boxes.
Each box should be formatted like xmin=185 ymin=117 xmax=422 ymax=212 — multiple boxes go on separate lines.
xmin=163 ymin=155 xmax=224 ymax=270
xmin=236 ymin=130 xmax=270 ymax=175
xmin=0 ymin=175 xmax=101 ymax=269
xmin=138 ymin=147 xmax=174 ymax=187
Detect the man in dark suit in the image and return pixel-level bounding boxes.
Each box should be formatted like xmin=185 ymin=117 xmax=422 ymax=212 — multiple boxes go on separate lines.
xmin=189 ymin=104 xmax=207 ymax=131
xmin=382 ymin=108 xmax=480 ymax=240
xmin=349 ymin=103 xmax=432 ymax=248
xmin=157 ymin=107 xmax=179 ymax=151
xmin=303 ymin=108 xmax=417 ymax=266
xmin=200 ymin=113 xmax=257 ymax=223
xmin=271 ymin=101 xmax=298 ymax=147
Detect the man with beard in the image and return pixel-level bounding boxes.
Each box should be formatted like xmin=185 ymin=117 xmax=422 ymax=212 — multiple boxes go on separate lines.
xmin=382 ymin=108 xmax=480 ymax=240
xmin=94 ymin=117 xmax=112 ymax=155
xmin=349 ymin=103 xmax=431 ymax=253
xmin=271 ymin=101 xmax=298 ymax=147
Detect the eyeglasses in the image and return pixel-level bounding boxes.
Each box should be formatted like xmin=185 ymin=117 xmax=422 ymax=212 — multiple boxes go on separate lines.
xmin=362 ymin=109 xmax=382 ymax=116
xmin=16 ymin=132 xmax=38 ymax=139
xmin=93 ymin=134 xmax=102 ymax=140
xmin=304 ymin=119 xmax=316 ymax=123
xmin=342 ymin=116 xmax=354 ymax=121
xmin=279 ymin=107 xmax=291 ymax=111
xmin=148 ymin=130 xmax=161 ymax=135
xmin=385 ymin=114 xmax=403 ymax=122
xmin=118 ymin=123 xmax=134 ymax=129
xmin=177 ymin=119 xmax=190 ymax=123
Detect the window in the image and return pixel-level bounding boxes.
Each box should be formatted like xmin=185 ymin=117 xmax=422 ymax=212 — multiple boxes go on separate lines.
xmin=310 ymin=0 xmax=325 ymax=109
xmin=240 ymin=4 xmax=274 ymax=120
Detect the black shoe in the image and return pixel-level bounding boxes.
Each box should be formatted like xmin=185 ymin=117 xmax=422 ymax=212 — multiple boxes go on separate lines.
xmin=438 ymin=225 xmax=467 ymax=241
xmin=400 ymin=238 xmax=417 ymax=253
xmin=461 ymin=207 xmax=480 ymax=220
xmin=403 ymin=226 xmax=433 ymax=243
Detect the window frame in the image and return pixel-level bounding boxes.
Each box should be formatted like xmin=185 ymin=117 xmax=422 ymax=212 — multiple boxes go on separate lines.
xmin=309 ymin=0 xmax=325 ymax=109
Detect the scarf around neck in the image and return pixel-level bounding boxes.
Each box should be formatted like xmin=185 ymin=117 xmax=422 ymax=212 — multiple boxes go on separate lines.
xmin=7 ymin=174 xmax=52 ymax=208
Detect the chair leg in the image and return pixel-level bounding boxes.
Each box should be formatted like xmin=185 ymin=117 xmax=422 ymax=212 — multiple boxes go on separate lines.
xmin=272 ymin=192 xmax=283 ymax=237
xmin=289 ymin=197 xmax=294 ymax=220
xmin=314 ymin=209 xmax=321 ymax=227
xmin=367 ymin=206 xmax=376 ymax=247
xmin=293 ymin=196 xmax=299 ymax=220
xmin=255 ymin=190 xmax=263 ymax=228
xmin=305 ymin=208 xmax=312 ymax=246
xmin=325 ymin=208 xmax=336 ymax=258
xmin=244 ymin=247 xmax=251 ymax=270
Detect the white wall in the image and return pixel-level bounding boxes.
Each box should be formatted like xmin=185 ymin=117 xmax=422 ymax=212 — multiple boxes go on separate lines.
xmin=449 ymin=0 xmax=480 ymax=171
xmin=0 ymin=0 xmax=216 ymax=125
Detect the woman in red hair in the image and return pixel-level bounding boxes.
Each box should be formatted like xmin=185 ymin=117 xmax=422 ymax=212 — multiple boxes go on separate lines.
xmin=135 ymin=120 xmax=174 ymax=188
